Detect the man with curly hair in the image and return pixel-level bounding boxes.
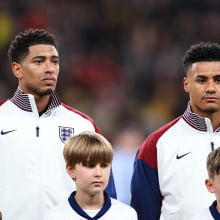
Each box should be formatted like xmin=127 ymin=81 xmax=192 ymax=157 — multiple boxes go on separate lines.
xmin=131 ymin=42 xmax=220 ymax=219
xmin=0 ymin=29 xmax=116 ymax=220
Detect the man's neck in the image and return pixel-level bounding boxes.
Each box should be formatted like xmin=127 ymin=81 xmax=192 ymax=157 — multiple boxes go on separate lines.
xmin=34 ymin=94 xmax=51 ymax=113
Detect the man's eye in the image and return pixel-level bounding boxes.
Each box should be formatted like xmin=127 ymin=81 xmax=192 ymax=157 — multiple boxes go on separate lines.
xmin=34 ymin=60 xmax=42 ymax=64
xmin=197 ymin=79 xmax=205 ymax=83
xmin=52 ymin=60 xmax=59 ymax=64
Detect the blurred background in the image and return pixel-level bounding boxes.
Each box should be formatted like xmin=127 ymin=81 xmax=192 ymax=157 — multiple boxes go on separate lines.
xmin=1 ymin=0 xmax=220 ymax=204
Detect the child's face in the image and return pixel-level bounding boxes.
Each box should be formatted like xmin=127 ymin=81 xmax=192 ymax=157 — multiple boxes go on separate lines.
xmin=67 ymin=162 xmax=111 ymax=195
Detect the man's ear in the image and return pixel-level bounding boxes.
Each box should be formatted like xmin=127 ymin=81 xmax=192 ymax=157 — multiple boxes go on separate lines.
xmin=11 ymin=62 xmax=22 ymax=78
xmin=66 ymin=165 xmax=76 ymax=179
xmin=183 ymin=77 xmax=190 ymax=93
xmin=205 ymin=178 xmax=215 ymax=193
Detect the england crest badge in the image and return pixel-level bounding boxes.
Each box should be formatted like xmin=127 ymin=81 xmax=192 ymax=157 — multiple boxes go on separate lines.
xmin=59 ymin=126 xmax=74 ymax=143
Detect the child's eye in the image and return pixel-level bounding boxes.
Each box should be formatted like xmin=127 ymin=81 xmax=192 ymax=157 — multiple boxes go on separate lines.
xmin=86 ymin=163 xmax=95 ymax=168
xmin=101 ymin=163 xmax=109 ymax=168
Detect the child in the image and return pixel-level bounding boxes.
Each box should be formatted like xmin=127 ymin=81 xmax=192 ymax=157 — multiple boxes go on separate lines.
xmin=191 ymin=147 xmax=220 ymax=219
xmin=43 ymin=131 xmax=137 ymax=220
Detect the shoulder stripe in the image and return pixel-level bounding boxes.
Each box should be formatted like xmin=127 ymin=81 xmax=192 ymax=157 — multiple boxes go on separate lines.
xmin=0 ymin=99 xmax=8 ymax=106
xmin=61 ymin=103 xmax=101 ymax=133
xmin=138 ymin=116 xmax=182 ymax=169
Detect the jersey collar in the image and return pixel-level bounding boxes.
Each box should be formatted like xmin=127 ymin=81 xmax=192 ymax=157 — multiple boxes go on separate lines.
xmin=68 ymin=191 xmax=111 ymax=219
xmin=183 ymin=103 xmax=220 ymax=132
xmin=10 ymin=87 xmax=61 ymax=112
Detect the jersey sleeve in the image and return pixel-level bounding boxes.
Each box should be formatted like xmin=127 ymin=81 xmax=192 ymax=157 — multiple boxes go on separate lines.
xmin=130 ymin=117 xmax=181 ymax=219
xmin=130 ymin=134 xmax=162 ymax=220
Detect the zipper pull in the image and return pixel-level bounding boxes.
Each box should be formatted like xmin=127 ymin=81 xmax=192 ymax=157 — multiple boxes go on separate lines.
xmin=36 ymin=126 xmax=39 ymax=137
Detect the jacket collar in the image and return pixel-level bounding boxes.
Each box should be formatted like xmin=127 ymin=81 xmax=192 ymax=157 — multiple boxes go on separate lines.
xmin=182 ymin=103 xmax=220 ymax=132
xmin=68 ymin=191 xmax=111 ymax=219
xmin=10 ymin=87 xmax=61 ymax=112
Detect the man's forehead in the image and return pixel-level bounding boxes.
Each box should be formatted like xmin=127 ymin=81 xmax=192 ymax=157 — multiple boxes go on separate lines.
xmin=191 ymin=61 xmax=220 ymax=70
xmin=28 ymin=44 xmax=58 ymax=55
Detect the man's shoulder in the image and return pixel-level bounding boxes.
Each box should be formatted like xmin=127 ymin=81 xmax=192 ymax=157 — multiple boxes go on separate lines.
xmin=137 ymin=116 xmax=183 ymax=166
xmin=141 ymin=116 xmax=182 ymax=149
xmin=151 ymin=116 xmax=182 ymax=137
xmin=0 ymin=99 xmax=11 ymax=113
xmin=61 ymin=103 xmax=93 ymax=120
xmin=0 ymin=99 xmax=9 ymax=106
xmin=60 ymin=103 xmax=101 ymax=133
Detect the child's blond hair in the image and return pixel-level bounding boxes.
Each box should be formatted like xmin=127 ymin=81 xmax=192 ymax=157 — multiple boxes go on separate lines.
xmin=207 ymin=147 xmax=220 ymax=179
xmin=63 ymin=131 xmax=113 ymax=167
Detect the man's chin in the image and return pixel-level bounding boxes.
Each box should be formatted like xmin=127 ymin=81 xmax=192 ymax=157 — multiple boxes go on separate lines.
xmin=37 ymin=88 xmax=54 ymax=96
xmin=204 ymin=107 xmax=218 ymax=114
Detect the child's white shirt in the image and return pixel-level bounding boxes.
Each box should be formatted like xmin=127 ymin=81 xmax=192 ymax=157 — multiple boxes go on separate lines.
xmin=43 ymin=192 xmax=137 ymax=220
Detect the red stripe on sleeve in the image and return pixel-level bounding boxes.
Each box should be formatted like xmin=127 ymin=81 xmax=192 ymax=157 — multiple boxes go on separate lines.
xmin=138 ymin=116 xmax=182 ymax=169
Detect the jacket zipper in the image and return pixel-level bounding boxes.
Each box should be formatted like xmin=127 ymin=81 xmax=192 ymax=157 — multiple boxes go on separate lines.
xmin=36 ymin=126 xmax=40 ymax=137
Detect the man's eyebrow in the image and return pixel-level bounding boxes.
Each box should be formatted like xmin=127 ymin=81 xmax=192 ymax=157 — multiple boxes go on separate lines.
xmin=195 ymin=74 xmax=207 ymax=77
xmin=51 ymin=55 xmax=59 ymax=59
xmin=195 ymin=74 xmax=220 ymax=78
xmin=213 ymin=75 xmax=220 ymax=78
xmin=32 ymin=55 xmax=59 ymax=59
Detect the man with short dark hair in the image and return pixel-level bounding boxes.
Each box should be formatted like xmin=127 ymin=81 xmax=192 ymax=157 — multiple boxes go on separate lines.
xmin=131 ymin=42 xmax=220 ymax=220
xmin=0 ymin=28 xmax=116 ymax=220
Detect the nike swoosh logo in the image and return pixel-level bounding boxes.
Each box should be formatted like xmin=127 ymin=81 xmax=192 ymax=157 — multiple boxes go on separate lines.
xmin=1 ymin=129 xmax=16 ymax=135
xmin=176 ymin=151 xmax=191 ymax=159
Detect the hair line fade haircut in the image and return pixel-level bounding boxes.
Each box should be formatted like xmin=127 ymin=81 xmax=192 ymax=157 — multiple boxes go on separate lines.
xmin=182 ymin=42 xmax=220 ymax=72
xmin=8 ymin=28 xmax=57 ymax=63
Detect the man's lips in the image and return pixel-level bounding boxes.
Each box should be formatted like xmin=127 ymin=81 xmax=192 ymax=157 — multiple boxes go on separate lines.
xmin=43 ymin=77 xmax=56 ymax=84
xmin=204 ymin=97 xmax=218 ymax=101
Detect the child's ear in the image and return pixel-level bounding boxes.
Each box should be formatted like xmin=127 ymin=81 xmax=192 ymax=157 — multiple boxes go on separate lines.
xmin=205 ymin=178 xmax=215 ymax=193
xmin=66 ymin=165 xmax=76 ymax=179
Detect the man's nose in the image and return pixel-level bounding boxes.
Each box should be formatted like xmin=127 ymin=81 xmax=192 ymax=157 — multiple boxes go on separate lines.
xmin=45 ymin=61 xmax=55 ymax=73
xmin=206 ymin=80 xmax=216 ymax=92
